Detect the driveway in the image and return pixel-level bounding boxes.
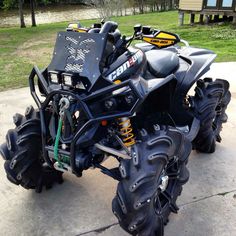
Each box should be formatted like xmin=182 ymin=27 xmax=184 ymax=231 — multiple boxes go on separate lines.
xmin=0 ymin=62 xmax=235 ymax=236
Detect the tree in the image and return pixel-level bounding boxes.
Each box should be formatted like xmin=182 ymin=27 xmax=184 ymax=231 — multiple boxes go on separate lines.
xmin=3 ymin=0 xmax=26 ymax=28
xmin=18 ymin=0 xmax=26 ymax=28
xmin=137 ymin=0 xmax=144 ymax=14
xmin=30 ymin=0 xmax=36 ymax=26
xmin=94 ymin=0 xmax=118 ymax=19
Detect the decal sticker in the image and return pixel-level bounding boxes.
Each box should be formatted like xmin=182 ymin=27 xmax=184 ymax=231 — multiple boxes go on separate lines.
xmin=107 ymin=50 xmax=143 ymax=81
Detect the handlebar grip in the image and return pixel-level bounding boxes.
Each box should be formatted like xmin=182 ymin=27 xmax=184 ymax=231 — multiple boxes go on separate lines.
xmin=99 ymin=21 xmax=118 ymax=34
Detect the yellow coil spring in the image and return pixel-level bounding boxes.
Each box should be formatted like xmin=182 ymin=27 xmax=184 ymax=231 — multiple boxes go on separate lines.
xmin=118 ymin=118 xmax=136 ymax=147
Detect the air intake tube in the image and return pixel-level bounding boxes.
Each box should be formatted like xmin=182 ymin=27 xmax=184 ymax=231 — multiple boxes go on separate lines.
xmin=99 ymin=21 xmax=118 ymax=34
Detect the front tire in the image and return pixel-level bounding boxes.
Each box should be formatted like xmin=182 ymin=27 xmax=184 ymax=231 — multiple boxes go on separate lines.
xmin=0 ymin=106 xmax=63 ymax=193
xmin=112 ymin=126 xmax=192 ymax=236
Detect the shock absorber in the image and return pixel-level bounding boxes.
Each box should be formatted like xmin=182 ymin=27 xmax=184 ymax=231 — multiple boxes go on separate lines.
xmin=118 ymin=117 xmax=136 ymax=147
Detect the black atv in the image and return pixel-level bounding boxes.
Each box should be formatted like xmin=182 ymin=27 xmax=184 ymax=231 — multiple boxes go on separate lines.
xmin=0 ymin=21 xmax=231 ymax=236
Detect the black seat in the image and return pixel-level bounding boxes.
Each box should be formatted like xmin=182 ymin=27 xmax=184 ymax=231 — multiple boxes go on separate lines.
xmin=145 ymin=50 xmax=179 ymax=78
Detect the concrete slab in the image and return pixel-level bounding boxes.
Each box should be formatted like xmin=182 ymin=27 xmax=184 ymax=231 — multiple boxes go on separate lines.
xmin=0 ymin=62 xmax=236 ymax=236
xmin=84 ymin=193 xmax=236 ymax=236
xmin=204 ymin=62 xmax=236 ymax=94
xmin=167 ymin=192 xmax=236 ymax=236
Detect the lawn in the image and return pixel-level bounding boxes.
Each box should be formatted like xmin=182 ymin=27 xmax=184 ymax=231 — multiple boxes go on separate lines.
xmin=0 ymin=11 xmax=236 ymax=91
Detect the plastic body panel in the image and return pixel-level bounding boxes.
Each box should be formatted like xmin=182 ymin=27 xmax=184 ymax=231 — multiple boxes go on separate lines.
xmin=142 ymin=30 xmax=180 ymax=48
xmin=170 ymin=47 xmax=217 ymax=125
xmin=103 ymin=47 xmax=146 ymax=82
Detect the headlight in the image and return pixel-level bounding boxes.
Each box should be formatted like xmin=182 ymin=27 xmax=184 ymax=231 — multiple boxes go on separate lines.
xmin=62 ymin=73 xmax=73 ymax=86
xmin=62 ymin=73 xmax=86 ymax=90
xmin=63 ymin=74 xmax=73 ymax=86
xmin=48 ymin=71 xmax=61 ymax=84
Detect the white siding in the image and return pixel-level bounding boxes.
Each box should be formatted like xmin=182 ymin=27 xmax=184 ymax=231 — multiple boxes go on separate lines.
xmin=179 ymin=0 xmax=203 ymax=11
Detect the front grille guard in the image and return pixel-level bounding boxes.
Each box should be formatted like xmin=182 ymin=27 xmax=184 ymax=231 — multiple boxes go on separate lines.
xmin=29 ymin=66 xmax=143 ymax=175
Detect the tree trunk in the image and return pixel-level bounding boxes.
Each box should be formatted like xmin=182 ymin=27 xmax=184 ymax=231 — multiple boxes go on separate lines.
xmin=18 ymin=0 xmax=26 ymax=28
xmin=30 ymin=0 xmax=36 ymax=27
xmin=161 ymin=0 xmax=165 ymax=11
xmin=174 ymin=0 xmax=179 ymax=8
xmin=169 ymin=0 xmax=173 ymax=10
xmin=139 ymin=0 xmax=144 ymax=14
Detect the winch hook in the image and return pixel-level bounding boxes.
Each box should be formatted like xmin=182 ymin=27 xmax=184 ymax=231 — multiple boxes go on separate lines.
xmin=59 ymin=97 xmax=70 ymax=117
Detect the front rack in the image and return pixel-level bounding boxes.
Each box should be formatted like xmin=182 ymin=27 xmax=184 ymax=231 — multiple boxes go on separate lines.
xmin=29 ymin=66 xmax=144 ymax=175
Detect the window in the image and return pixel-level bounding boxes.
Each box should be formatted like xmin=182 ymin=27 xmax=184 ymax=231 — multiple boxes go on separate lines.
xmin=207 ymin=0 xmax=217 ymax=6
xmin=222 ymin=0 xmax=233 ymax=7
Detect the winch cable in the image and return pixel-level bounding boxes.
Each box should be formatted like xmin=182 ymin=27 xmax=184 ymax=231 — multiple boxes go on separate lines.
xmin=54 ymin=97 xmax=70 ymax=168
xmin=54 ymin=117 xmax=63 ymax=167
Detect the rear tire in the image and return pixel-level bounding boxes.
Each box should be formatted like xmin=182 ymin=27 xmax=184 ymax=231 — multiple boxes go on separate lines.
xmin=0 ymin=106 xmax=63 ymax=193
xmin=192 ymin=78 xmax=231 ymax=153
xmin=112 ymin=126 xmax=192 ymax=236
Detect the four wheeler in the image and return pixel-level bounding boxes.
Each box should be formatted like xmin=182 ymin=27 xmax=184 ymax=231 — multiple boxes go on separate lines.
xmin=0 ymin=21 xmax=231 ymax=236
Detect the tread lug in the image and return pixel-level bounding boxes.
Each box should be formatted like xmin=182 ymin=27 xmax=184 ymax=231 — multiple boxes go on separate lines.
xmin=0 ymin=143 xmax=11 ymax=160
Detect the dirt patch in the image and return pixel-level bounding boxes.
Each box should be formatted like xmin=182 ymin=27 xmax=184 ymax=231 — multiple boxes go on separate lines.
xmin=0 ymin=7 xmax=98 ymax=26
xmin=18 ymin=35 xmax=56 ymax=50
xmin=3 ymin=63 xmax=14 ymax=73
xmin=19 ymin=40 xmax=51 ymax=49
xmin=16 ymin=47 xmax=53 ymax=65
xmin=15 ymin=37 xmax=56 ymax=65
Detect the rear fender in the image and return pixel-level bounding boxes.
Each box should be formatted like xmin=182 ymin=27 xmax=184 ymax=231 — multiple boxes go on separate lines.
xmin=178 ymin=47 xmax=217 ymax=93
xmin=170 ymin=47 xmax=216 ymax=126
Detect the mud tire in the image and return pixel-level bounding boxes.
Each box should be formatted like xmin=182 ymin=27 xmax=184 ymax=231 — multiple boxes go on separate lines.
xmin=112 ymin=126 xmax=192 ymax=236
xmin=192 ymin=78 xmax=231 ymax=153
xmin=0 ymin=106 xmax=63 ymax=193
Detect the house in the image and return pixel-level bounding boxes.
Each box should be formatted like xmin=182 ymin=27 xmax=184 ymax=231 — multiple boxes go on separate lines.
xmin=178 ymin=0 xmax=236 ymax=25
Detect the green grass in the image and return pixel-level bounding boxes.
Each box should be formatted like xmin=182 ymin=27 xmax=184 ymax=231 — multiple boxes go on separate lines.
xmin=0 ymin=11 xmax=236 ymax=91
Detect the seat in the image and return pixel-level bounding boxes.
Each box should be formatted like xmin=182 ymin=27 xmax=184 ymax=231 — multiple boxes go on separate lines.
xmin=145 ymin=49 xmax=179 ymax=78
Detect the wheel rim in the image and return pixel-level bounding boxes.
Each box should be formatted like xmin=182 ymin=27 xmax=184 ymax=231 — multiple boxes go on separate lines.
xmin=154 ymin=158 xmax=180 ymax=215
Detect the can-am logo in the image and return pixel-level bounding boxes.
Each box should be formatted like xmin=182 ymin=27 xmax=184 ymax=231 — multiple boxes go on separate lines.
xmin=107 ymin=50 xmax=143 ymax=81
xmin=151 ymin=39 xmax=170 ymax=45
